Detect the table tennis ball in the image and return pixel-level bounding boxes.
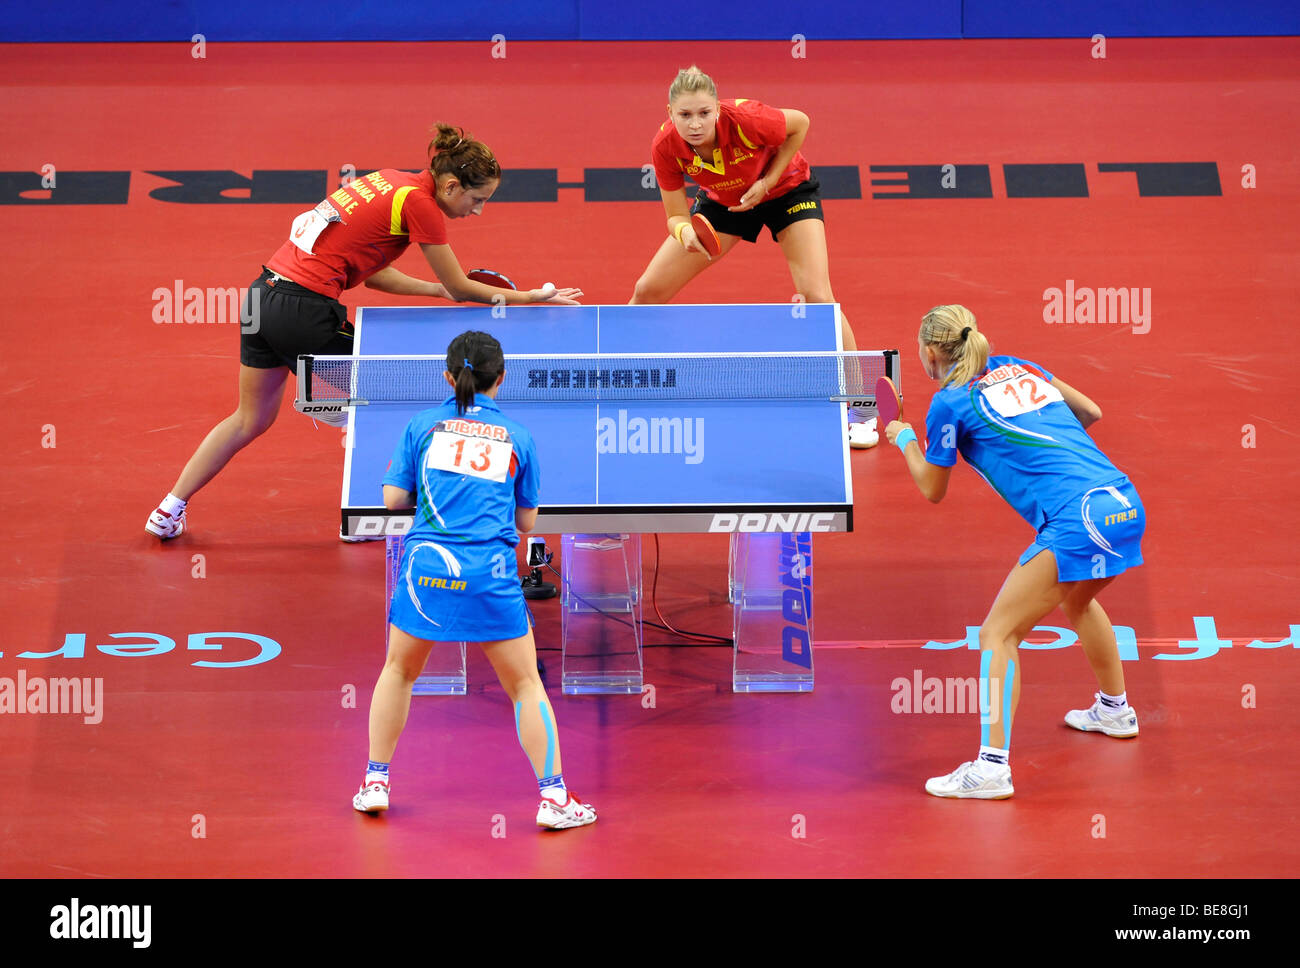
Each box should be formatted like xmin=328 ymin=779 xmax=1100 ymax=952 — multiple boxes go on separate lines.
xmin=540 ymin=282 xmax=556 ymax=297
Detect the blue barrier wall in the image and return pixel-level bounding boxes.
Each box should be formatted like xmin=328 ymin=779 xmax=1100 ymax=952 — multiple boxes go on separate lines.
xmin=580 ymin=3 xmax=961 ymax=40
xmin=963 ymin=0 xmax=1300 ymax=38
xmin=4 ymin=1 xmax=1296 ymax=42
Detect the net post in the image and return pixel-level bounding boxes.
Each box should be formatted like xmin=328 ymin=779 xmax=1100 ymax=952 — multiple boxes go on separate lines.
xmin=296 ymin=355 xmax=313 ymax=406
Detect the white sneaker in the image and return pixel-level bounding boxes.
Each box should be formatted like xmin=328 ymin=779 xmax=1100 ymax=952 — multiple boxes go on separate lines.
xmin=536 ymin=791 xmax=597 ymax=829
xmin=848 ymin=421 xmax=879 ymax=449
xmin=145 ymin=506 xmax=187 ymax=539
xmin=925 ymin=760 xmax=1014 ymax=799
xmin=353 ymin=779 xmax=389 ymax=813
xmin=1065 ymin=694 xmax=1139 ymax=737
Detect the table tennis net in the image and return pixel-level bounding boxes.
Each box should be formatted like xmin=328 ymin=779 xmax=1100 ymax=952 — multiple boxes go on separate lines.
xmin=298 ymin=351 xmax=897 ymax=404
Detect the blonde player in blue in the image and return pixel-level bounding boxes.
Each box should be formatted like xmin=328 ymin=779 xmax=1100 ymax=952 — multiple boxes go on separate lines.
xmin=882 ymin=305 xmax=1145 ymax=799
xmin=353 ymin=330 xmax=596 ymax=829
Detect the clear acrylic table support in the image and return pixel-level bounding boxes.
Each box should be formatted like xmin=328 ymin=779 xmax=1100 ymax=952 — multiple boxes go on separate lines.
xmin=385 ymin=535 xmax=468 ymax=696
xmin=560 ymin=533 xmax=643 ymax=695
xmin=730 ymin=532 xmax=815 ymax=692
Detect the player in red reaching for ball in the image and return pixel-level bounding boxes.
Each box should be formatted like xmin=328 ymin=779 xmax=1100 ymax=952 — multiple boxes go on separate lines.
xmin=145 ymin=124 xmax=581 ymax=540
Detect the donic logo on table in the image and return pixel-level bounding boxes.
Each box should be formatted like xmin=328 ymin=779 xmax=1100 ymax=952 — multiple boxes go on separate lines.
xmin=781 ymin=533 xmax=813 ymax=669
xmin=596 ymin=410 xmax=703 ymax=464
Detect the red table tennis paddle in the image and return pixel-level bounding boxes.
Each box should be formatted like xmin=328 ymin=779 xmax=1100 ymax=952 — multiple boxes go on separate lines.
xmin=690 ymin=213 xmax=721 ymax=258
xmin=876 ymin=376 xmax=903 ymax=432
xmin=466 ymin=268 xmax=517 ymax=290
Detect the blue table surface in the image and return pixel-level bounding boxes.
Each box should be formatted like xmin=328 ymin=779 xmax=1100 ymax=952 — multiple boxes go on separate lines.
xmin=344 ymin=304 xmax=851 ymax=513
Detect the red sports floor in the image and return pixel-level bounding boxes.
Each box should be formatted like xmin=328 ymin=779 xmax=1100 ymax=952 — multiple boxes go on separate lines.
xmin=2 ymin=38 xmax=1298 ymax=879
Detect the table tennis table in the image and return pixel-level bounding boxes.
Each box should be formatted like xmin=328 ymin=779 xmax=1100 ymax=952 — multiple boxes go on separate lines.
xmin=310 ymin=303 xmax=898 ymax=694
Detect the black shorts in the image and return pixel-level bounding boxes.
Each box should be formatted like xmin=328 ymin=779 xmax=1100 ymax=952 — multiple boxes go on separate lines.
xmin=691 ymin=177 xmax=825 ymax=245
xmin=239 ymin=268 xmax=354 ymax=369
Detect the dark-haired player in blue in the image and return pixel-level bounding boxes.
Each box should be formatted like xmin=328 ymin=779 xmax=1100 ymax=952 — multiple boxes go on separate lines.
xmin=882 ymin=305 xmax=1145 ymax=799
xmin=353 ymin=330 xmax=596 ymax=829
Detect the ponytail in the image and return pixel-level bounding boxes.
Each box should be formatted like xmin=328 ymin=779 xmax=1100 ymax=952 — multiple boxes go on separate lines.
xmin=919 ymin=305 xmax=990 ymax=389
xmin=446 ymin=331 xmax=505 ymax=414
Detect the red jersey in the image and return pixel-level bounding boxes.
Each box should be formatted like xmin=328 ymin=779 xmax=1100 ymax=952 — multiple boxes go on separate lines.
xmin=266 ymin=168 xmax=448 ymax=299
xmin=651 ymin=99 xmax=811 ymax=208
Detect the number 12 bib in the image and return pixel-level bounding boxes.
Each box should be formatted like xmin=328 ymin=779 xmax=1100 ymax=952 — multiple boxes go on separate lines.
xmin=981 ymin=367 xmax=1063 ymax=418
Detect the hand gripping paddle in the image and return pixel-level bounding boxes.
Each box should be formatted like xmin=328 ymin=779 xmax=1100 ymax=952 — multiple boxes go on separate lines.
xmin=690 ymin=213 xmax=721 ymax=258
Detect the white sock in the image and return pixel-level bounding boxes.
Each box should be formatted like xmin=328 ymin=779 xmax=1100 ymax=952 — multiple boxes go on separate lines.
xmin=539 ymin=774 xmax=567 ymax=804
xmin=160 ymin=493 xmax=187 ymax=516
xmin=1099 ymin=690 xmax=1128 ymax=710
xmin=977 ymin=745 xmax=1009 ymax=769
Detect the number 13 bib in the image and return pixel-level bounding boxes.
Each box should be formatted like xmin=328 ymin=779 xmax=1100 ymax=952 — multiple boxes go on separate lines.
xmin=423 ymin=422 xmax=514 ymax=483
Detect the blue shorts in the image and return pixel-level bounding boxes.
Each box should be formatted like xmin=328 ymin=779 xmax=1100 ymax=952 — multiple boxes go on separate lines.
xmin=387 ymin=539 xmax=528 ymax=643
xmin=1020 ymin=478 xmax=1146 ymax=582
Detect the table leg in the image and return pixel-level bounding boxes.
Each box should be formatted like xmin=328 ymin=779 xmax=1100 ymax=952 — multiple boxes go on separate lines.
xmin=731 ymin=532 xmax=815 ymax=693
xmin=560 ymin=533 xmax=644 ymax=695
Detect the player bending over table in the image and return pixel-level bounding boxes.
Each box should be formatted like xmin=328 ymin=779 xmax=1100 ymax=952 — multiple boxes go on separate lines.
xmin=145 ymin=124 xmax=581 ymax=540
xmin=354 ymin=330 xmax=596 ymax=828
xmin=630 ymin=66 xmax=873 ymax=446
xmin=882 ymin=305 xmax=1145 ymax=799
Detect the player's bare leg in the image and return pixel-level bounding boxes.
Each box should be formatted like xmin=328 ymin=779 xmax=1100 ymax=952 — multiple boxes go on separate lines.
xmin=172 ymin=364 xmax=288 ymax=499
xmin=352 ymin=624 xmax=435 ymax=812
xmin=927 ymin=550 xmax=1067 ymax=798
xmin=777 ymin=218 xmax=856 ymax=350
xmin=147 ymin=363 xmax=288 ymax=538
xmin=1060 ymin=576 xmax=1139 ymax=737
xmin=777 ymin=217 xmax=873 ymax=444
xmin=977 ymin=551 xmax=1073 ymax=747
xmin=1061 ymin=578 xmax=1123 ymax=695
xmin=629 ymin=232 xmax=741 ymax=304
xmin=482 ymin=629 xmax=596 ymax=828
xmin=367 ymin=624 xmax=437 ymax=763
xmin=480 ymin=628 xmax=562 ymax=779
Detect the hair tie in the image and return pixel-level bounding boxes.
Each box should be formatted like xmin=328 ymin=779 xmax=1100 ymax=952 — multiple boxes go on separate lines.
xmin=961 ymin=327 xmax=972 ymax=341
xmin=463 ymin=358 xmax=473 ymax=371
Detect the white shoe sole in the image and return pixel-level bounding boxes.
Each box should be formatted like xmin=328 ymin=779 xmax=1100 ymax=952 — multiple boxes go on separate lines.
xmin=145 ymin=518 xmax=185 ymax=539
xmin=537 ymin=816 xmax=596 ymax=829
xmin=925 ymin=783 xmax=1014 ymax=800
xmin=1065 ymin=714 xmax=1139 ymax=738
xmin=536 ymin=801 xmax=597 ymax=829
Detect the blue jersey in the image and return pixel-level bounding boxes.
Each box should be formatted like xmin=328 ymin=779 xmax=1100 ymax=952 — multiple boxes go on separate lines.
xmin=383 ymin=393 xmax=540 ymax=547
xmin=924 ymin=355 xmax=1124 ymax=530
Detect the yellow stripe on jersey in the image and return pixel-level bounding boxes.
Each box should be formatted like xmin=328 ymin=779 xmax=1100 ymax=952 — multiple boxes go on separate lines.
xmin=734 ymin=122 xmax=760 ymax=151
xmin=389 ymin=185 xmax=417 ymax=235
